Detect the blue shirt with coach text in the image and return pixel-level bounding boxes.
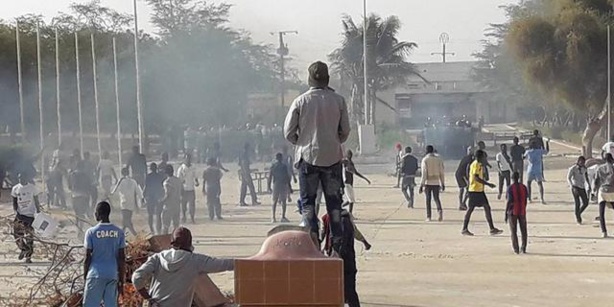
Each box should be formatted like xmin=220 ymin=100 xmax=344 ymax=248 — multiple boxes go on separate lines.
xmin=84 ymin=223 xmax=126 ymax=280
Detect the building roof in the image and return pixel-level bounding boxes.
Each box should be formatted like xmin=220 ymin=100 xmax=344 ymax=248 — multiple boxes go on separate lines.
xmin=400 ymin=61 xmax=490 ymax=94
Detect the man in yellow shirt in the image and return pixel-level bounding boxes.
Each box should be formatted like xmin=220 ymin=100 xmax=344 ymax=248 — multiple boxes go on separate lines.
xmin=462 ymin=150 xmax=503 ymax=236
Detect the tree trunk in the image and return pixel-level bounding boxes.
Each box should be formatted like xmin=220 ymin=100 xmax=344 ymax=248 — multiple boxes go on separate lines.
xmin=582 ymin=105 xmax=607 ymax=158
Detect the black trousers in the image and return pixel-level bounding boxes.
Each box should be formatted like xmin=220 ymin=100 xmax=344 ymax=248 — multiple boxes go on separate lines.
xmin=424 ymin=185 xmax=442 ymax=219
xmin=599 ymin=201 xmax=614 ymax=234
xmin=344 ymin=267 xmax=360 ymax=307
xmin=572 ymin=187 xmax=589 ymax=222
xmin=498 ymin=171 xmax=511 ymax=196
xmin=13 ymin=214 xmax=34 ymax=257
xmin=509 ymin=214 xmax=527 ymax=253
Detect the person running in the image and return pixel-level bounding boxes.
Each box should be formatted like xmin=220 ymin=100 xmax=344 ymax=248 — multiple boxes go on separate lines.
xmin=393 ymin=143 xmax=403 ymax=188
xmin=400 ymin=146 xmax=419 ymax=208
xmin=202 ymin=158 xmax=224 ymax=221
xmin=126 ymin=146 xmax=147 ymax=188
xmin=597 ymin=154 xmax=614 ymax=238
xmin=461 ymin=150 xmax=503 ymax=236
xmin=11 ymin=174 xmax=41 ymax=263
xmin=321 ymin=209 xmax=371 ymax=307
xmin=83 ymin=201 xmax=126 ymax=307
xmin=161 ymin=165 xmax=182 ymax=234
xmin=238 ymin=143 xmax=260 ymax=206
xmin=132 ymin=227 xmax=234 ymax=307
xmin=419 ymin=145 xmax=445 ymax=222
xmin=567 ymin=156 xmax=591 ymax=224
xmin=112 ymin=167 xmax=143 ymax=236
xmin=69 ymin=161 xmax=93 ymax=236
xmin=505 ymin=172 xmax=528 ymax=254
xmin=176 ymin=153 xmax=199 ymax=223
xmin=455 ymin=148 xmax=474 ymax=211
xmin=525 ymin=140 xmax=549 ymax=204
xmin=496 ymin=144 xmax=513 ymax=200
xmin=510 ymin=137 xmax=526 ymax=183
xmin=268 ymin=153 xmax=291 ymax=223
xmin=144 ymin=163 xmax=165 ymax=234
xmin=97 ymin=151 xmax=118 ymax=201
xmin=343 ymin=149 xmax=371 ymax=214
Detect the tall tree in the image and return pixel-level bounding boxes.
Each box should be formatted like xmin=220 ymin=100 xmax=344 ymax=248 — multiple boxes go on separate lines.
xmin=329 ymin=14 xmax=423 ymax=126
xmin=505 ymin=0 xmax=612 ymax=157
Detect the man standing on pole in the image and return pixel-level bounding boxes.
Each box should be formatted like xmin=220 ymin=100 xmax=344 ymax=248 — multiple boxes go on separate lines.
xmin=284 ymin=61 xmax=351 ymax=250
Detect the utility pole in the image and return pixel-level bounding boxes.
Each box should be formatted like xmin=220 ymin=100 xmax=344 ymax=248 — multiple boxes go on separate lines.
xmin=431 ymin=32 xmax=455 ymax=63
xmin=272 ymin=31 xmax=298 ymax=110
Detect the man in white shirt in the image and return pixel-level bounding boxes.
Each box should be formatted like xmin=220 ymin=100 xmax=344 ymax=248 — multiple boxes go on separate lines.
xmin=176 ymin=154 xmax=199 ymax=223
xmin=112 ymin=167 xmax=143 ymax=236
xmin=97 ymin=151 xmax=118 ymax=201
xmin=602 ymin=136 xmax=614 ymax=159
xmin=419 ymin=145 xmax=445 ymax=222
xmin=11 ymin=174 xmax=41 ymax=263
xmin=496 ymin=144 xmax=513 ymax=200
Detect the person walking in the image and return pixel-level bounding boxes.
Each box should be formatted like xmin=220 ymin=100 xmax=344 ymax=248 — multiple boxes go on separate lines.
xmin=132 ymin=227 xmax=234 ymax=307
xmin=342 ymin=149 xmax=371 ymax=214
xmin=69 ymin=161 xmax=93 ymax=237
xmin=268 ymin=153 xmax=291 ymax=223
xmin=461 ymin=150 xmax=503 ymax=236
xmin=455 ymin=148 xmax=474 ymax=211
xmin=144 ymin=163 xmax=165 ymax=234
xmin=83 ymin=201 xmax=126 ymax=307
xmin=510 ymin=137 xmax=526 ymax=183
xmin=496 ymin=144 xmax=513 ymax=200
xmin=419 ymin=145 xmax=445 ymax=222
xmin=525 ymin=140 xmax=549 ymax=204
xmin=597 ymin=154 xmax=614 ymax=238
xmin=97 ymin=151 xmax=117 ymax=201
xmin=161 ymin=165 xmax=182 ymax=234
xmin=176 ymin=154 xmax=199 ymax=223
xmin=393 ymin=143 xmax=403 ymax=188
xmin=505 ymin=172 xmax=529 ymax=254
xmin=567 ymin=156 xmax=591 ymax=224
xmin=111 ymin=167 xmax=143 ymax=236
xmin=11 ymin=174 xmax=41 ymax=263
xmin=400 ymin=146 xmax=419 ymax=208
xmin=238 ymin=143 xmax=260 ymax=206
xmin=202 ymin=157 xmax=224 ymax=221
xmin=283 ymin=61 xmax=351 ymax=250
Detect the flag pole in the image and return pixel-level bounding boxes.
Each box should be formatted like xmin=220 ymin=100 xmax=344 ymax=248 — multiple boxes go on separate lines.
xmin=16 ymin=21 xmax=25 ymax=142
xmin=36 ymin=22 xmax=46 ymax=197
xmin=113 ymin=37 xmax=123 ymax=166
xmin=55 ymin=27 xmax=62 ymax=146
xmin=75 ymin=32 xmax=84 ymax=157
xmin=133 ymin=0 xmax=145 ymax=153
xmin=91 ymin=33 xmax=102 ymax=160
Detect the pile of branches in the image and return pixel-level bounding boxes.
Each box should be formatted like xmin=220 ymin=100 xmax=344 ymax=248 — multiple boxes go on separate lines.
xmin=0 ymin=214 xmax=152 ymax=306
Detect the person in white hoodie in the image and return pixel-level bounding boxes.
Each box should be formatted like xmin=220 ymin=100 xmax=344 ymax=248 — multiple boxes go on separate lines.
xmin=132 ymin=227 xmax=234 ymax=307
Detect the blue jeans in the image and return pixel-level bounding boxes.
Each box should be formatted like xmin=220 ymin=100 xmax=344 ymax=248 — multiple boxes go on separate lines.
xmin=298 ymin=160 xmax=344 ymax=250
xmin=83 ymin=277 xmax=118 ymax=307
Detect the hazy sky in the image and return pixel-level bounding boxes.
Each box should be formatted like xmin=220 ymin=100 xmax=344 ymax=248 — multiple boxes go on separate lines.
xmin=1 ymin=0 xmax=518 ymax=72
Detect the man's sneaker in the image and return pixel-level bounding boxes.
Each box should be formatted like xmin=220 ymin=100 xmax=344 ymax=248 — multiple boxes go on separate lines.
xmin=281 ymin=217 xmax=290 ymax=223
xmin=239 ymin=203 xmax=248 ymax=207
xmin=425 ymin=217 xmax=432 ymax=222
xmin=541 ymin=199 xmax=547 ymax=205
xmin=461 ymin=229 xmax=474 ymax=236
xmin=603 ymin=232 xmax=608 ymax=238
xmin=271 ymin=218 xmax=277 ymax=223
xmin=25 ymin=258 xmax=32 ymax=264
xmin=18 ymin=250 xmax=25 ymax=260
xmin=513 ymin=249 xmax=520 ymax=254
xmin=521 ymin=248 xmax=527 ymax=254
xmin=459 ymin=205 xmax=467 ymax=211
xmin=437 ymin=212 xmax=443 ymax=222
xmin=490 ymin=228 xmax=503 ymax=235
xmin=497 ymin=194 xmax=502 ymax=200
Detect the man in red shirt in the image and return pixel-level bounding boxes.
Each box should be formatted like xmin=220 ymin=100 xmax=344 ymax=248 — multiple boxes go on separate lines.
xmin=505 ymin=172 xmax=529 ymax=254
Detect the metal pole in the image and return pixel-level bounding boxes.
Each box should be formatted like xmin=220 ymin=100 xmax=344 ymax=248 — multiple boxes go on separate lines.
xmin=133 ymin=0 xmax=145 ymax=153
xmin=363 ymin=0 xmax=369 ymax=125
xmin=36 ymin=23 xmax=45 ymax=197
xmin=608 ymin=25 xmax=611 ymax=139
xmin=75 ymin=32 xmax=84 ymax=157
xmin=55 ymin=27 xmax=62 ymax=146
xmin=91 ymin=33 xmax=102 ymax=160
xmin=279 ymin=32 xmax=285 ymax=109
xmin=16 ymin=22 xmax=25 ymax=142
xmin=113 ymin=37 xmax=123 ymax=166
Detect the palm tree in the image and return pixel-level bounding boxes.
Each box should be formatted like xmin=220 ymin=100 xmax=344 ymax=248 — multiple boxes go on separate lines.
xmin=329 ymin=13 xmax=423 ymax=126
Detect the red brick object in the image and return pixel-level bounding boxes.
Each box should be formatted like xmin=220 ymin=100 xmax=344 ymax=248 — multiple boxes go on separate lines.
xmin=235 ymin=230 xmax=344 ymax=306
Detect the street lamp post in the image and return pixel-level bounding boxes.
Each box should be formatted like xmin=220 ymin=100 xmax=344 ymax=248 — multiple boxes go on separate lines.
xmin=363 ymin=0 xmax=369 ymax=125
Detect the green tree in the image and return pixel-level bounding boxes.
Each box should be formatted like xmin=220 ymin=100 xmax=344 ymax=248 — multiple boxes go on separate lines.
xmin=329 ymin=14 xmax=423 ymax=126
xmin=505 ymin=0 xmax=612 ymax=156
